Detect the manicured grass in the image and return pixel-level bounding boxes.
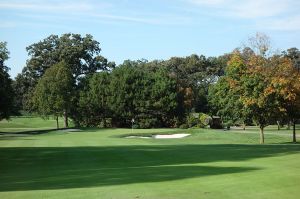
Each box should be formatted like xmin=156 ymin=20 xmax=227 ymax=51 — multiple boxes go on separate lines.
xmin=0 ymin=116 xmax=72 ymax=133
xmin=0 ymin=118 xmax=300 ymax=199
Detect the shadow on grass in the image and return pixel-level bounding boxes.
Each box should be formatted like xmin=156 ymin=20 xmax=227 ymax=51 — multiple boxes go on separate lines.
xmin=0 ymin=128 xmax=85 ymax=140
xmin=0 ymin=129 xmax=57 ymax=140
xmin=0 ymin=144 xmax=300 ymax=191
xmin=0 ymin=127 xmax=120 ymax=136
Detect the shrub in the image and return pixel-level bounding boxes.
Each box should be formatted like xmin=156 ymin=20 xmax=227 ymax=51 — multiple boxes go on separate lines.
xmin=199 ymin=113 xmax=211 ymax=128
xmin=179 ymin=124 xmax=189 ymax=129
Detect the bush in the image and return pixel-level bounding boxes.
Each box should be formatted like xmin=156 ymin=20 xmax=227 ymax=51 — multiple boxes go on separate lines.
xmin=136 ymin=117 xmax=160 ymax=128
xmin=187 ymin=114 xmax=198 ymax=128
xmin=187 ymin=113 xmax=211 ymax=128
xmin=199 ymin=113 xmax=210 ymax=128
xmin=179 ymin=124 xmax=189 ymax=129
xmin=132 ymin=124 xmax=140 ymax=129
xmin=97 ymin=118 xmax=113 ymax=128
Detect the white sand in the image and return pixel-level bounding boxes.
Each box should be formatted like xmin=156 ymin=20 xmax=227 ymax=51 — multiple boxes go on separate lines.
xmin=154 ymin=133 xmax=190 ymax=139
xmin=125 ymin=133 xmax=190 ymax=139
xmin=125 ymin=135 xmax=151 ymax=139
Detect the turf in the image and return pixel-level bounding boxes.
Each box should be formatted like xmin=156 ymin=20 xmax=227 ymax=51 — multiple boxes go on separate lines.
xmin=0 ymin=118 xmax=300 ymax=199
xmin=0 ymin=117 xmax=72 ymax=133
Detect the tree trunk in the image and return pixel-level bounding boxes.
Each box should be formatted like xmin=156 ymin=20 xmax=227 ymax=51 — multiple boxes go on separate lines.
xmin=277 ymin=121 xmax=280 ymax=131
xmin=260 ymin=126 xmax=265 ymax=144
xmin=64 ymin=111 xmax=68 ymax=128
xmin=56 ymin=116 xmax=59 ymax=129
xmin=293 ymin=120 xmax=296 ymax=143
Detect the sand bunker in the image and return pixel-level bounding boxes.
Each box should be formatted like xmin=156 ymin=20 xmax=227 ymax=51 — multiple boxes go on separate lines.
xmin=125 ymin=135 xmax=151 ymax=139
xmin=125 ymin=133 xmax=190 ymax=139
xmin=154 ymin=133 xmax=190 ymax=139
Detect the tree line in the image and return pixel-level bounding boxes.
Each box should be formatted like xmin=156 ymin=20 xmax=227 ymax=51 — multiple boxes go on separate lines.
xmin=1 ymin=33 xmax=300 ymax=143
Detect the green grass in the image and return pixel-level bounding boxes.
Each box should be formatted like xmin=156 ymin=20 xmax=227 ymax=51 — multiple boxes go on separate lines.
xmin=0 ymin=118 xmax=300 ymax=199
xmin=0 ymin=116 xmax=73 ymax=133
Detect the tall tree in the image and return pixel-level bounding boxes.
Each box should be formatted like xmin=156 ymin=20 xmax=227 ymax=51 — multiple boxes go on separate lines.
xmin=271 ymin=52 xmax=300 ymax=142
xmin=240 ymin=56 xmax=277 ymax=143
xmin=77 ymin=72 xmax=111 ymax=127
xmin=17 ymin=33 xmax=114 ymax=111
xmin=25 ymin=33 xmax=113 ymax=81
xmin=161 ymin=54 xmax=225 ymax=114
xmin=32 ymin=61 xmax=74 ymax=128
xmin=0 ymin=42 xmax=14 ymax=120
xmin=208 ymin=52 xmax=250 ymax=129
xmin=246 ymin=32 xmax=271 ymax=57
xmin=107 ymin=61 xmax=179 ymax=128
xmin=210 ymin=50 xmax=281 ymax=144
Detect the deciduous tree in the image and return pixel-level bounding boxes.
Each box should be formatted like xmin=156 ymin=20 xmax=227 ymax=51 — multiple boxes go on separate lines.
xmin=0 ymin=42 xmax=14 ymax=120
xmin=32 ymin=61 xmax=74 ymax=128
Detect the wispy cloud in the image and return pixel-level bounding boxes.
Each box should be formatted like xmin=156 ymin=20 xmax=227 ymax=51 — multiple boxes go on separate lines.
xmin=230 ymin=0 xmax=291 ymax=18
xmin=188 ymin=0 xmax=300 ymax=30
xmin=0 ymin=0 xmax=97 ymax=12
xmin=0 ymin=0 xmax=190 ymax=26
xmin=257 ymin=15 xmax=300 ymax=31
xmin=1 ymin=0 xmax=300 ymax=30
xmin=189 ymin=0 xmax=297 ymax=18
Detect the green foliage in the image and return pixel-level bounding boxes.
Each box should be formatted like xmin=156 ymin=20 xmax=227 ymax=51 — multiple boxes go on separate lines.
xmin=199 ymin=113 xmax=210 ymax=128
xmin=25 ymin=33 xmax=114 ymax=81
xmin=0 ymin=41 xmax=14 ymax=120
xmin=16 ymin=33 xmax=114 ymax=111
xmin=31 ymin=61 xmax=74 ymax=119
xmin=77 ymin=62 xmax=179 ymax=128
xmin=77 ymin=72 xmax=111 ymax=127
xmin=161 ymin=54 xmax=226 ymax=113
xmin=12 ymin=32 xmax=300 ymax=133
xmin=209 ymin=49 xmax=297 ymax=143
xmin=186 ymin=112 xmax=210 ymax=128
xmin=186 ymin=114 xmax=198 ymax=128
xmin=179 ymin=123 xmax=189 ymax=129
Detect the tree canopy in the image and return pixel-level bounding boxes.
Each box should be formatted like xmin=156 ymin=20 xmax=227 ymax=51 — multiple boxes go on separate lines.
xmin=0 ymin=41 xmax=14 ymax=120
xmin=3 ymin=32 xmax=300 ymax=144
xmin=32 ymin=61 xmax=74 ymax=128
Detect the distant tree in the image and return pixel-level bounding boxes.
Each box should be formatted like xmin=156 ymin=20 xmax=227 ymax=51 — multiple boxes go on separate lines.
xmin=12 ymin=73 xmax=32 ymax=113
xmin=0 ymin=42 xmax=14 ymax=120
xmin=246 ymin=32 xmax=271 ymax=57
xmin=149 ymin=67 xmax=179 ymax=127
xmin=208 ymin=52 xmax=250 ymax=129
xmin=239 ymin=54 xmax=283 ymax=144
xmin=106 ymin=62 xmax=179 ymax=128
xmin=210 ymin=50 xmax=282 ymax=144
xmin=17 ymin=33 xmax=114 ymax=111
xmin=25 ymin=33 xmax=114 ymax=81
xmin=77 ymin=72 xmax=111 ymax=127
xmin=161 ymin=54 xmax=225 ymax=114
xmin=32 ymin=61 xmax=74 ymax=128
xmin=271 ymin=53 xmax=300 ymax=143
xmin=283 ymin=48 xmax=300 ymax=71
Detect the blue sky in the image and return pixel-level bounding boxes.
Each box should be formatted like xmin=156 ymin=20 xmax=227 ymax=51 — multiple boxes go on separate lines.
xmin=1 ymin=0 xmax=300 ymax=78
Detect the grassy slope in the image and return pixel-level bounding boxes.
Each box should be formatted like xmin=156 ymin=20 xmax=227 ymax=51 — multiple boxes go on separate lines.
xmin=0 ymin=118 xmax=300 ymax=199
xmin=0 ymin=117 xmax=70 ymax=133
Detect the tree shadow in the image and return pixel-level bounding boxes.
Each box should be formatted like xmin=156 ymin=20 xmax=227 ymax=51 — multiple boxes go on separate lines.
xmin=0 ymin=128 xmax=68 ymax=135
xmin=0 ymin=128 xmax=86 ymax=139
xmin=0 ymin=144 xmax=300 ymax=191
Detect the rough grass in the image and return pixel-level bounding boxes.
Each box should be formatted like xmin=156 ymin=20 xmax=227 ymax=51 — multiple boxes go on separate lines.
xmin=0 ymin=118 xmax=300 ymax=199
